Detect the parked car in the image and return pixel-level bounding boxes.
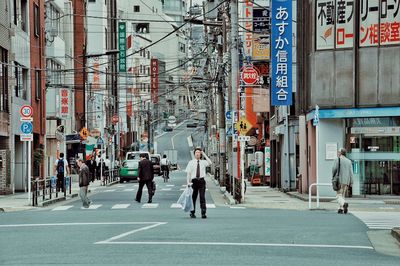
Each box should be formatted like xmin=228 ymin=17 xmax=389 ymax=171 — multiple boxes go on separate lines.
xmin=126 ymin=151 xmax=150 ymax=161
xmin=163 ymin=126 xmax=173 ymax=132
xmin=119 ymin=159 xmax=140 ymax=183
xmin=186 ymin=120 xmax=198 ymax=128
xmin=150 ymin=154 xmax=161 ymax=176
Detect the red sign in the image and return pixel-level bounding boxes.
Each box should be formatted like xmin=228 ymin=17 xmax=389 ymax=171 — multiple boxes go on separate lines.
xmin=20 ymin=105 xmax=33 ymax=117
xmin=60 ymin=89 xmax=69 ymax=118
xmin=150 ymin=59 xmax=159 ymax=103
xmin=241 ymin=66 xmax=259 ymax=85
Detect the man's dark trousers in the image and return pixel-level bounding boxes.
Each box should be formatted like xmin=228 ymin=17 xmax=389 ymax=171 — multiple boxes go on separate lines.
xmin=136 ymin=180 xmax=153 ymax=202
xmin=57 ymin=174 xmax=65 ymax=192
xmin=191 ymin=177 xmax=206 ymax=215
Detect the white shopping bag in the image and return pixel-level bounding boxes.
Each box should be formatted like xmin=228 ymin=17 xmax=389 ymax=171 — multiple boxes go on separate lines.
xmin=177 ymin=186 xmax=194 ymax=212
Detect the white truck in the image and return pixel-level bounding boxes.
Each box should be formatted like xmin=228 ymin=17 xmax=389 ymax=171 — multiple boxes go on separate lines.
xmin=163 ymin=149 xmax=178 ymax=170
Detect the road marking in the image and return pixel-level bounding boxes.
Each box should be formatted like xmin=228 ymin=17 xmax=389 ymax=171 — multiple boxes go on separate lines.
xmin=166 ymin=185 xmax=175 ymax=187
xmin=170 ymin=203 xmax=182 ymax=208
xmin=351 ymin=211 xmax=400 ymax=230
xmin=95 ymin=241 xmax=373 ymax=250
xmin=81 ymin=204 xmax=102 ymax=210
xmin=161 ymin=188 xmax=172 ymax=191
xmin=52 ymin=206 xmax=74 ymax=211
xmin=95 ymin=222 xmax=167 ymax=244
xmin=230 ymin=206 xmax=246 ymax=209
xmin=103 ymin=189 xmax=116 ymax=192
xmin=206 ymin=204 xmax=216 ymax=208
xmin=0 ymin=222 xmax=165 ymax=228
xmin=141 ymin=203 xmax=159 ymax=208
xmin=171 ymin=129 xmax=185 ymax=150
xmin=111 ymin=204 xmax=131 ymax=209
xmin=123 ymin=189 xmax=135 ymax=192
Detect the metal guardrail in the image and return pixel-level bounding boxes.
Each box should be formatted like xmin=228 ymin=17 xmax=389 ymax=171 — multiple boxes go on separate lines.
xmin=103 ymin=168 xmax=119 ymax=185
xmin=31 ymin=176 xmax=72 ymax=206
xmin=308 ymin=183 xmax=335 ymax=210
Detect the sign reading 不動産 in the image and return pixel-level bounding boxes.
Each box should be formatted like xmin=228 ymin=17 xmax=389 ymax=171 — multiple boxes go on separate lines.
xmin=271 ymin=0 xmax=292 ymax=106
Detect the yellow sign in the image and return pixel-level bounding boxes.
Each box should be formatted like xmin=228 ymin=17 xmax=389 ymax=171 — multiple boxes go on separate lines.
xmin=236 ymin=117 xmax=253 ymax=136
xmin=80 ymin=127 xmax=90 ymax=140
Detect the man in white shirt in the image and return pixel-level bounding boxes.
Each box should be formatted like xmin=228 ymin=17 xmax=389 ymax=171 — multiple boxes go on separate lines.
xmin=185 ymin=148 xmax=212 ymax=219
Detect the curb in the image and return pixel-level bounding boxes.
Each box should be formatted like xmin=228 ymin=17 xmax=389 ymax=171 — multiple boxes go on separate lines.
xmin=286 ymin=191 xmax=335 ymax=202
xmin=384 ymin=200 xmax=400 ymax=205
xmin=391 ymin=228 xmax=400 ymax=243
xmin=210 ymin=175 xmax=235 ymax=205
xmin=40 ymin=196 xmax=66 ymax=207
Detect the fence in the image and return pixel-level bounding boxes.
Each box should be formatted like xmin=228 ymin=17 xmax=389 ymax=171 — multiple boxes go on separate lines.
xmin=31 ymin=176 xmax=72 ymax=206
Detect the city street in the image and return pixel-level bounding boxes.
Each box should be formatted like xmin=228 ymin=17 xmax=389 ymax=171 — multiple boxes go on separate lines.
xmin=1 ymin=126 xmax=399 ymax=266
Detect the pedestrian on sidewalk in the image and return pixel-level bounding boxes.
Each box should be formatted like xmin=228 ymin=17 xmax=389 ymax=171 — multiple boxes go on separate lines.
xmin=86 ymin=155 xmax=97 ymax=183
xmin=135 ymin=153 xmax=154 ymax=203
xmin=54 ymin=153 xmax=70 ymax=193
xmin=77 ymin=158 xmax=91 ymax=208
xmin=332 ymin=148 xmax=353 ymax=214
xmin=185 ymin=148 xmax=212 ymax=219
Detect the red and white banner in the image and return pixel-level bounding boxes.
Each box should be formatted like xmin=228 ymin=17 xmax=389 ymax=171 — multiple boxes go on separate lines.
xmin=60 ymin=89 xmax=69 ymax=118
xmin=150 ymin=59 xmax=159 ymax=103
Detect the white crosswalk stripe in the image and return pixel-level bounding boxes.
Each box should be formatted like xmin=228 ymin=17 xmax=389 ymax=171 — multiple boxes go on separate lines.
xmin=170 ymin=203 xmax=182 ymax=208
xmin=351 ymin=211 xmax=400 ymax=230
xmin=141 ymin=203 xmax=159 ymax=208
xmin=81 ymin=204 xmax=102 ymax=210
xmin=111 ymin=204 xmax=131 ymax=209
xmin=206 ymin=204 xmax=216 ymax=208
xmin=52 ymin=205 xmax=74 ymax=211
xmin=123 ymin=189 xmax=135 ymax=192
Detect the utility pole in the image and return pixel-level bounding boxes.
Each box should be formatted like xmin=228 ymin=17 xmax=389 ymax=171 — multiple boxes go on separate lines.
xmin=230 ymin=0 xmax=239 ymax=199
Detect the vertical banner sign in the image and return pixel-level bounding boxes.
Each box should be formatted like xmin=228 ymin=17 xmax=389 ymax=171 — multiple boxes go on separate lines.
xmin=359 ymin=0 xmax=380 ymax=47
xmin=336 ymin=0 xmax=354 ymax=48
xmin=316 ymin=0 xmax=335 ymax=50
xmin=60 ymin=89 xmax=69 ymax=118
xmin=150 ymin=59 xmax=159 ymax=103
xmin=118 ymin=22 xmax=127 ymax=72
xmin=265 ymin=146 xmax=271 ymax=176
xmin=271 ymin=0 xmax=292 ymax=106
xmin=242 ymin=0 xmax=253 ymax=58
xmin=380 ymin=0 xmax=400 ymax=45
xmin=252 ymin=8 xmax=270 ymax=60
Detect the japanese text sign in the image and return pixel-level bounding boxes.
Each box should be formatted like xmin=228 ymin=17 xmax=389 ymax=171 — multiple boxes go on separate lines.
xmin=150 ymin=59 xmax=159 ymax=103
xmin=118 ymin=22 xmax=126 ymax=72
xmin=60 ymin=89 xmax=69 ymax=118
xmin=271 ymin=0 xmax=292 ymax=106
xmin=242 ymin=0 xmax=253 ymax=58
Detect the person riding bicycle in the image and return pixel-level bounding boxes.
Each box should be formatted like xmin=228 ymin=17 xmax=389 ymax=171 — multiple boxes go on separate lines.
xmin=160 ymin=154 xmax=170 ymax=180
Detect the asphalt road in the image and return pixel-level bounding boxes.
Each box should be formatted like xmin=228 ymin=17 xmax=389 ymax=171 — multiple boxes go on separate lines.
xmin=1 ymin=124 xmax=399 ymax=265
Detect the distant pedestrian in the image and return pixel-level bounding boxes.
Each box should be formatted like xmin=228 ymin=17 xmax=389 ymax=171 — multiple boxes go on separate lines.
xmin=54 ymin=153 xmax=69 ymax=193
xmin=185 ymin=148 xmax=212 ymax=219
xmin=77 ymin=158 xmax=91 ymax=208
xmin=332 ymin=148 xmax=353 ymax=214
xmin=160 ymin=154 xmax=170 ymax=179
xmin=135 ymin=153 xmax=155 ymax=203
xmin=86 ymin=155 xmax=97 ymax=182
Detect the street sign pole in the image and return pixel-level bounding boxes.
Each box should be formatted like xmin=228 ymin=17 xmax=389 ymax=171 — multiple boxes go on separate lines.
xmin=240 ymin=139 xmax=245 ymax=202
xmin=28 ymin=141 xmax=31 ymax=204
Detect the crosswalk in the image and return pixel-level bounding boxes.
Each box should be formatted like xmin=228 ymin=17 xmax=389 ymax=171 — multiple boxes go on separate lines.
xmin=51 ymin=203 xmax=217 ymax=211
xmin=351 ymin=211 xmax=400 ymax=230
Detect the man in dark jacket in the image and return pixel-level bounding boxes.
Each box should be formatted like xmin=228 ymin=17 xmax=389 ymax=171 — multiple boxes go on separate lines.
xmin=77 ymin=158 xmax=91 ymax=208
xmin=135 ymin=153 xmax=154 ymax=203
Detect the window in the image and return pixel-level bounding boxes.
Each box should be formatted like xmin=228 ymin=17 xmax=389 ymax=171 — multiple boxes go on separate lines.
xmin=135 ymin=23 xmax=149 ymax=33
xmin=21 ymin=0 xmax=27 ymax=32
xmin=49 ymin=4 xmax=60 ymax=39
xmin=147 ymin=51 xmax=150 ymax=59
xmin=46 ymin=59 xmax=62 ymax=86
xmin=88 ymin=0 xmax=96 ymax=2
xmin=0 ymin=47 xmax=9 ymax=112
xmin=35 ymin=69 xmax=41 ymax=100
xmin=34 ymin=3 xmax=40 ymax=37
xmin=14 ymin=63 xmax=27 ymax=99
xmin=134 ymin=5 xmax=140 ymax=12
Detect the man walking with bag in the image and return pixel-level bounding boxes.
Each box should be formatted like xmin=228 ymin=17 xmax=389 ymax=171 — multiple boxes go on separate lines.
xmin=54 ymin=153 xmax=69 ymax=193
xmin=332 ymin=148 xmax=353 ymax=214
xmin=77 ymin=158 xmax=91 ymax=208
xmin=185 ymin=148 xmax=212 ymax=219
xmin=135 ymin=154 xmax=154 ymax=203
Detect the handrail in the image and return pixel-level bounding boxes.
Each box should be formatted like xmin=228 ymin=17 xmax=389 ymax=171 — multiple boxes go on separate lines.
xmin=308 ymin=183 xmax=333 ymax=209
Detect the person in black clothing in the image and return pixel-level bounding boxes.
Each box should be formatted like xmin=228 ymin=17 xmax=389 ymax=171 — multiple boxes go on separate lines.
xmin=86 ymin=155 xmax=97 ymax=182
xmin=54 ymin=153 xmax=70 ymax=192
xmin=135 ymin=153 xmax=155 ymax=203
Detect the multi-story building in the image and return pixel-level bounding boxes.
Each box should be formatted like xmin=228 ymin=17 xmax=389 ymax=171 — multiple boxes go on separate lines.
xmin=0 ymin=1 xmax=12 ymax=194
xmin=45 ymin=0 xmax=76 ymax=175
xmin=297 ymin=0 xmax=400 ymax=197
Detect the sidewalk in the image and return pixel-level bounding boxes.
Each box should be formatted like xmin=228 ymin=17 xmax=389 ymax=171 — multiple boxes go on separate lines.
xmin=0 ymin=178 xmax=117 ymax=212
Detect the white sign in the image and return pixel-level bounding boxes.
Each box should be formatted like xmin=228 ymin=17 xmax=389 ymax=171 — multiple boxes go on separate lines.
xmin=326 ymin=142 xmax=338 ymax=160
xmin=380 ymin=0 xmax=400 ymax=45
xmin=316 ymin=0 xmax=335 ymax=50
xmin=360 ymin=0 xmax=380 ymax=47
xmin=20 ymin=105 xmax=33 ymax=118
xmin=20 ymin=134 xmax=33 ymax=141
xmin=335 ymin=0 xmax=354 ymax=48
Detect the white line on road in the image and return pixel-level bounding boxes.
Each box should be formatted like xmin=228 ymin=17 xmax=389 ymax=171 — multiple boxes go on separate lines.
xmin=81 ymin=204 xmax=102 ymax=210
xmin=171 ymin=129 xmax=185 ymax=150
xmin=123 ymin=189 xmax=135 ymax=192
xmin=0 ymin=222 xmax=166 ymax=228
xmin=96 ymin=222 xmax=167 ymax=244
xmin=111 ymin=204 xmax=131 ymax=209
xmin=141 ymin=203 xmax=159 ymax=208
xmin=96 ymin=241 xmax=373 ymax=250
xmin=170 ymin=203 xmax=182 ymax=208
xmin=161 ymin=188 xmax=172 ymax=191
xmin=51 ymin=206 xmax=74 ymax=211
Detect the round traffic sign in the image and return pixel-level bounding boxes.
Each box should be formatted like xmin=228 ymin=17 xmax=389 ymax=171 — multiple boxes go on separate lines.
xmin=20 ymin=122 xmax=33 ymax=134
xmin=241 ymin=66 xmax=259 ymax=85
xmin=20 ymin=105 xmax=33 ymax=117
